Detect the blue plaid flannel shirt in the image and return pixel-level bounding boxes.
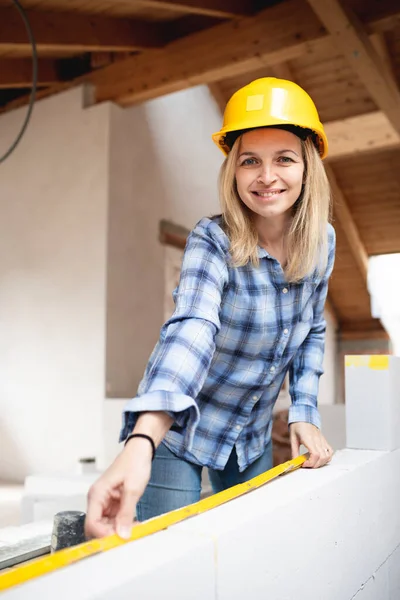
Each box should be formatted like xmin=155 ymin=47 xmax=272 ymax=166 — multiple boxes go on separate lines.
xmin=120 ymin=216 xmax=336 ymax=472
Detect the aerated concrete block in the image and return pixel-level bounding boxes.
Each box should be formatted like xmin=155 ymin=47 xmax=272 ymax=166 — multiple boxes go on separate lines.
xmin=345 ymin=355 xmax=400 ymax=451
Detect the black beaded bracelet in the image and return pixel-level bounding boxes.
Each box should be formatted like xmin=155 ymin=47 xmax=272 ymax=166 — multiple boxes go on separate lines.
xmin=124 ymin=433 xmax=156 ymax=461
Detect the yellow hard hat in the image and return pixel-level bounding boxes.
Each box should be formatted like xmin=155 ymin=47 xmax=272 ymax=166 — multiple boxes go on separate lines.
xmin=212 ymin=77 xmax=328 ymax=159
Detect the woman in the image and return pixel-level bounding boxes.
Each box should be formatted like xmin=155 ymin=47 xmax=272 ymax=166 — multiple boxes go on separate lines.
xmin=85 ymin=78 xmax=336 ymax=540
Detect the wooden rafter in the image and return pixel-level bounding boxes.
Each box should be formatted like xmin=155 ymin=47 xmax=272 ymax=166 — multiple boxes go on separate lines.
xmin=88 ymin=1 xmax=400 ymax=107
xmin=306 ymin=0 xmax=400 ymax=136
xmin=325 ymin=164 xmax=368 ymax=284
xmin=92 ymin=0 xmax=328 ymax=104
xmin=133 ymin=0 xmax=253 ymax=19
xmin=0 ymin=58 xmax=60 ymax=88
xmin=0 ymin=7 xmax=165 ymax=53
xmin=1 ymin=3 xmax=400 ymax=118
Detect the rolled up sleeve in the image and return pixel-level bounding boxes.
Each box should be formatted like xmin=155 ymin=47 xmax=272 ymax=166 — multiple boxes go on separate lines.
xmin=288 ymin=225 xmax=336 ymax=429
xmin=120 ymin=223 xmax=228 ymax=448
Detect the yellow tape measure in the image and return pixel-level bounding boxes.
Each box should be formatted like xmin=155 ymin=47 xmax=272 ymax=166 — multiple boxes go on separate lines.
xmin=0 ymin=454 xmax=307 ymax=592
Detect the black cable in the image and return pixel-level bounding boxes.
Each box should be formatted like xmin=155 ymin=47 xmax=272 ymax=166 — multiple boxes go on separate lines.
xmin=0 ymin=0 xmax=37 ymax=164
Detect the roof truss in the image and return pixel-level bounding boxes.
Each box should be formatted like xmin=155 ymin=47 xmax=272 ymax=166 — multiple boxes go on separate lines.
xmin=86 ymin=1 xmax=400 ymax=106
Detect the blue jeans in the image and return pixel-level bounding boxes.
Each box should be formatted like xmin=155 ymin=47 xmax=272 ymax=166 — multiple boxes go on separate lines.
xmin=136 ymin=441 xmax=273 ymax=522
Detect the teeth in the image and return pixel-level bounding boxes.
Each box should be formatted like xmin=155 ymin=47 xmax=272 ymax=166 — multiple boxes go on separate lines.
xmin=256 ymin=191 xmax=281 ymax=197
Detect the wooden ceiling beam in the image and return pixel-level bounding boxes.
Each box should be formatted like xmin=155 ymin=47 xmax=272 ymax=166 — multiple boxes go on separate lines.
xmin=325 ymin=164 xmax=369 ymax=285
xmin=2 ymin=3 xmax=400 ymax=116
xmin=93 ymin=0 xmax=327 ymax=105
xmin=90 ymin=1 xmax=400 ymax=107
xmin=0 ymin=7 xmax=165 ymax=53
xmin=0 ymin=58 xmax=60 ymax=88
xmin=132 ymin=0 xmax=253 ymax=19
xmin=306 ymin=0 xmax=400 ymax=136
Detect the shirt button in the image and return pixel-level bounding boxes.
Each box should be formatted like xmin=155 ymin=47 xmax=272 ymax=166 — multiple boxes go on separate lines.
xmin=252 ymin=395 xmax=258 ymax=401
xmin=270 ymin=366 xmax=275 ymax=373
xmin=236 ymin=425 xmax=241 ymax=431
xmin=282 ymin=288 xmax=288 ymax=294
xmin=283 ymin=328 xmax=289 ymax=335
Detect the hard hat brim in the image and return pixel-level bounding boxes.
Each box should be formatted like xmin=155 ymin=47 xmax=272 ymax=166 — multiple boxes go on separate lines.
xmin=212 ymin=120 xmax=328 ymax=159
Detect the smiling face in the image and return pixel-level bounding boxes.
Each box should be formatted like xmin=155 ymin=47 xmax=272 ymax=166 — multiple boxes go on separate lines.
xmin=235 ymin=128 xmax=305 ymax=226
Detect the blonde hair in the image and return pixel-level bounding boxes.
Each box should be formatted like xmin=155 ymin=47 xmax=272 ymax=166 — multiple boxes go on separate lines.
xmin=219 ymin=134 xmax=332 ymax=282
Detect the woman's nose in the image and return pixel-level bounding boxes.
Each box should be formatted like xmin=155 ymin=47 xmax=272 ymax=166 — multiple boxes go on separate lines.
xmin=257 ymin=163 xmax=277 ymax=185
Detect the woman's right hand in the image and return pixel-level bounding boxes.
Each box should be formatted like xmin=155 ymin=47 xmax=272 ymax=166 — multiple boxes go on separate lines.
xmin=85 ymin=437 xmax=153 ymax=540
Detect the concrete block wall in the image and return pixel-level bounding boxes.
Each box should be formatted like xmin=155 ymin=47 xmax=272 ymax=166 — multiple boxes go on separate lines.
xmin=2 ymin=356 xmax=400 ymax=599
xmin=346 ymin=355 xmax=400 ymax=451
xmin=4 ymin=448 xmax=400 ymax=600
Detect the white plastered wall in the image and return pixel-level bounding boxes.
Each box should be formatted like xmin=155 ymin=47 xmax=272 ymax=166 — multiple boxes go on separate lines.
xmin=104 ymin=86 xmax=223 ymax=400
xmin=0 ymin=88 xmax=110 ymax=481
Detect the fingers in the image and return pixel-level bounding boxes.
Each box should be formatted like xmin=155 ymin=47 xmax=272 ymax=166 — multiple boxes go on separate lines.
xmin=290 ymin=423 xmax=334 ymax=469
xmin=290 ymin=432 xmax=300 ymax=459
xmin=302 ymin=444 xmax=334 ymax=469
xmin=115 ymin=486 xmax=138 ymax=540
xmin=85 ymin=442 xmax=153 ymax=540
xmin=302 ymin=451 xmax=320 ymax=468
xmin=323 ymin=445 xmax=334 ymax=464
xmin=85 ymin=485 xmax=114 ymax=539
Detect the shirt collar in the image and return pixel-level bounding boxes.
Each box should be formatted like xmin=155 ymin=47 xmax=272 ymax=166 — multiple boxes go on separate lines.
xmin=257 ymin=246 xmax=273 ymax=259
xmin=211 ymin=216 xmax=273 ymax=260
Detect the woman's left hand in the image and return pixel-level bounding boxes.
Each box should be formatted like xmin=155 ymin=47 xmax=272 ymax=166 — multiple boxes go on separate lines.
xmin=289 ymin=422 xmax=333 ymax=468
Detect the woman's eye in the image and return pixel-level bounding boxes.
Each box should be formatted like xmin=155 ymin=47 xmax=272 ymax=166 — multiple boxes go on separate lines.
xmin=241 ymin=157 xmax=258 ymax=166
xmin=278 ymin=156 xmax=294 ymax=163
